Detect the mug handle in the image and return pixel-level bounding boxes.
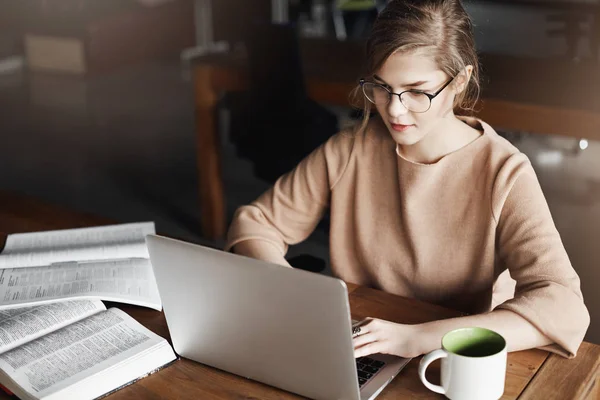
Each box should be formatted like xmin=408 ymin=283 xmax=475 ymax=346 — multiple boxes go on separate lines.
xmin=418 ymin=349 xmax=448 ymax=395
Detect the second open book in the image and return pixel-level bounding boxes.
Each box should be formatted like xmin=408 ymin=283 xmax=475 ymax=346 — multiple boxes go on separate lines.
xmin=0 ymin=222 xmax=161 ymax=310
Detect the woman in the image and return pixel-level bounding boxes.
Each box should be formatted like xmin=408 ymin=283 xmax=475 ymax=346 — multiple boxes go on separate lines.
xmin=226 ymin=0 xmax=589 ymax=359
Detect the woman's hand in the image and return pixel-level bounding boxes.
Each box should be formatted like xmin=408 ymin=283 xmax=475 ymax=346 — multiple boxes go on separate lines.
xmin=353 ymin=318 xmax=423 ymax=359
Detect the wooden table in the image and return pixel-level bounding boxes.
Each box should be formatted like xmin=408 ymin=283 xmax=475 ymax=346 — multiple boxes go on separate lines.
xmin=192 ymin=38 xmax=600 ymax=240
xmin=1 ymin=191 xmax=599 ymax=399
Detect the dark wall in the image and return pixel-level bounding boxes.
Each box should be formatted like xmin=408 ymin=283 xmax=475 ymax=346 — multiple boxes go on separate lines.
xmin=212 ymin=0 xmax=272 ymax=44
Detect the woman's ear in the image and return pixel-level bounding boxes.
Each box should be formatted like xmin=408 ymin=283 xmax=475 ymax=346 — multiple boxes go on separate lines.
xmin=454 ymin=65 xmax=473 ymax=94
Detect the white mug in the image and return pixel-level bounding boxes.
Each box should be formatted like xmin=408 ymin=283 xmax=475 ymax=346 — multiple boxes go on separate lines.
xmin=418 ymin=327 xmax=507 ymax=400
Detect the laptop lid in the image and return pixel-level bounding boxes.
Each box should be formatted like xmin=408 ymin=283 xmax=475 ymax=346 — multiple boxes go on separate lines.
xmin=146 ymin=235 xmax=361 ymax=400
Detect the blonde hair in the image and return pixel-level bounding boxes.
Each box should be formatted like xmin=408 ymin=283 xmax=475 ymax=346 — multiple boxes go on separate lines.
xmin=350 ymin=0 xmax=481 ymax=130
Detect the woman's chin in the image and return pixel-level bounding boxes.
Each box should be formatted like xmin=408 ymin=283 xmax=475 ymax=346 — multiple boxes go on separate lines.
xmin=389 ymin=129 xmax=424 ymax=147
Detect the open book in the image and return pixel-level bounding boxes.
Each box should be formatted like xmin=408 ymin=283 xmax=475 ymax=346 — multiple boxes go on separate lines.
xmin=0 ymin=299 xmax=176 ymax=400
xmin=0 ymin=223 xmax=162 ymax=310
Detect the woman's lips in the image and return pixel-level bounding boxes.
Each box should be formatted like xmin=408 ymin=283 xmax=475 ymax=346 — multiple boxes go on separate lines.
xmin=390 ymin=123 xmax=415 ymax=132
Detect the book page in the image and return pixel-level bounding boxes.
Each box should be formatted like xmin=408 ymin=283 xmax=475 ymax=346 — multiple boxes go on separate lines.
xmin=0 ymin=258 xmax=161 ymax=310
xmin=0 ymin=308 xmax=175 ymax=399
xmin=0 ymin=222 xmax=155 ymax=268
xmin=0 ymin=300 xmax=105 ymax=354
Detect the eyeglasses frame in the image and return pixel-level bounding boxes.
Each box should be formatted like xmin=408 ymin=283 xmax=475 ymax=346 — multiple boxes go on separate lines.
xmin=358 ymin=75 xmax=456 ymax=113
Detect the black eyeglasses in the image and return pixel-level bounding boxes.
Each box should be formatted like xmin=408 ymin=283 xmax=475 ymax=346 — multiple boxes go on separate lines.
xmin=359 ymin=76 xmax=455 ymax=113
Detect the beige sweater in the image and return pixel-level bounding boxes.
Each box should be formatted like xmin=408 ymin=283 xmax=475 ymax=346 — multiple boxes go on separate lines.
xmin=226 ymin=117 xmax=590 ymax=358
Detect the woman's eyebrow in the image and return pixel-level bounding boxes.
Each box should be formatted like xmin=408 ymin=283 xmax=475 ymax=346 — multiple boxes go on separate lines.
xmin=373 ymin=74 xmax=430 ymax=88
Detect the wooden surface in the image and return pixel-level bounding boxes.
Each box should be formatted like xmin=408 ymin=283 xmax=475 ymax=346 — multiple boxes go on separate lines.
xmin=192 ymin=39 xmax=600 ymax=240
xmin=519 ymin=341 xmax=600 ymax=400
xmin=0 ymin=191 xmax=599 ymax=399
xmin=194 ymin=66 xmax=227 ymax=241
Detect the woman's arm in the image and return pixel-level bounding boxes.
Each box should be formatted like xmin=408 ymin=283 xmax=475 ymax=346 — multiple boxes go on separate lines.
xmin=418 ymin=310 xmax=552 ymax=354
xmin=353 ymin=309 xmax=552 ymax=358
xmin=226 ymin=131 xmax=355 ymax=264
xmin=491 ymin=159 xmax=589 ymax=357
xmin=233 ymin=240 xmax=292 ymax=267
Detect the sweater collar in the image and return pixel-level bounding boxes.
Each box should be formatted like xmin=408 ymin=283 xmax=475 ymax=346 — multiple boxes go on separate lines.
xmin=394 ymin=116 xmax=491 ymax=166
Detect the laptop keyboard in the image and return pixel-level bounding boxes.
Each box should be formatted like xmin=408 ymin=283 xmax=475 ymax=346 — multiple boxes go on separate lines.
xmin=356 ymin=357 xmax=386 ymax=387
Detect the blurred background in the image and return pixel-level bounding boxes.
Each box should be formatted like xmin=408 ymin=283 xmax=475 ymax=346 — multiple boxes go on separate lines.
xmin=0 ymin=0 xmax=598 ymax=343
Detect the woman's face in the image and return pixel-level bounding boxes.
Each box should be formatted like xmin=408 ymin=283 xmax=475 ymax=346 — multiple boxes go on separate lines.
xmin=372 ymin=50 xmax=459 ymax=147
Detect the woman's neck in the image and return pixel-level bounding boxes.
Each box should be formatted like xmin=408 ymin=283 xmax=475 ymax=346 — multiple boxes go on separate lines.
xmin=397 ymin=114 xmax=481 ymax=164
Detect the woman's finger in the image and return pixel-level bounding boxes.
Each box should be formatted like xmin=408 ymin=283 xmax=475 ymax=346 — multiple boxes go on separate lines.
xmin=354 ymin=341 xmax=385 ymax=358
xmin=353 ymin=331 xmax=377 ymax=349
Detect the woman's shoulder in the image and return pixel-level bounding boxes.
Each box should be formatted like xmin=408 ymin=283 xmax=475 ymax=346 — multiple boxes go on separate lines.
xmin=474 ymin=118 xmax=532 ymax=169
xmin=472 ymin=118 xmax=541 ymax=217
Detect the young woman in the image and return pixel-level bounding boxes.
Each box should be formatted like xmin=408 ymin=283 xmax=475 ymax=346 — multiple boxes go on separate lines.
xmin=225 ymin=0 xmax=589 ymax=359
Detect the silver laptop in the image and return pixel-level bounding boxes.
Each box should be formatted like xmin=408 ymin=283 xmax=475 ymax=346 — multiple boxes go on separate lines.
xmin=146 ymin=235 xmax=410 ymax=400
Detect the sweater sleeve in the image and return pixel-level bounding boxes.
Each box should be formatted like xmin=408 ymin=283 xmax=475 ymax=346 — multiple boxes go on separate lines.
xmin=493 ymin=154 xmax=590 ymax=358
xmin=225 ymin=131 xmax=355 ymax=258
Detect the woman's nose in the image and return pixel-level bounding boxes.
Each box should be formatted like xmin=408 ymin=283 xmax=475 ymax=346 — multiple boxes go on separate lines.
xmin=387 ymin=95 xmax=409 ymax=118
